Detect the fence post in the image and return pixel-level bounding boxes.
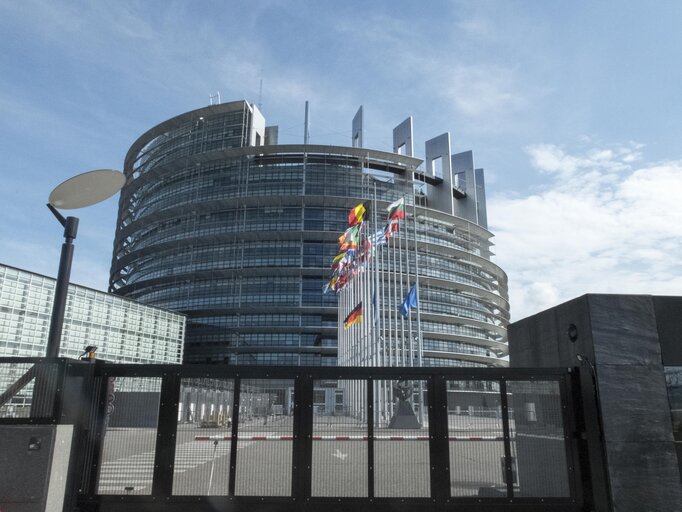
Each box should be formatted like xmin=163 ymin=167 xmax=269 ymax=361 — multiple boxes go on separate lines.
xmin=367 ymin=377 xmax=374 ymax=499
xmin=228 ymin=376 xmax=241 ymax=496
xmin=500 ymin=378 xmax=515 ymax=499
xmin=428 ymin=374 xmax=449 ymax=502
xmin=292 ymin=373 xmax=313 ymax=500
xmin=151 ymin=371 xmax=181 ymax=498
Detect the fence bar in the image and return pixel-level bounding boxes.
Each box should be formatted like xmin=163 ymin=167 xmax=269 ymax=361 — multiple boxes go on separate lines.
xmin=152 ymin=372 xmax=181 ymax=497
xmin=500 ymin=379 xmax=515 ymax=499
xmin=293 ymin=373 xmax=314 ymax=498
xmin=228 ymin=377 xmax=241 ymax=496
xmin=559 ymin=373 xmax=581 ymax=506
xmin=367 ymin=378 xmax=374 ymax=498
xmin=428 ymin=374 xmax=449 ymax=501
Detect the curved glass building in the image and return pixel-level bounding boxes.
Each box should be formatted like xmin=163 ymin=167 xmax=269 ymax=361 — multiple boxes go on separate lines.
xmin=110 ymin=101 xmax=509 ymax=367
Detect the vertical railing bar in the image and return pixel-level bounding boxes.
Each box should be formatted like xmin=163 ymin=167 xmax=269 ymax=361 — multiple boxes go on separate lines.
xmin=228 ymin=376 xmax=241 ymax=496
xmin=367 ymin=377 xmax=374 ymax=499
xmin=88 ymin=370 xmax=112 ymax=497
xmin=292 ymin=373 xmax=313 ymax=499
xmin=428 ymin=374 xmax=449 ymax=501
xmin=500 ymin=378 xmax=515 ymax=499
xmin=559 ymin=373 xmax=581 ymax=503
xmin=305 ymin=374 xmax=315 ymax=499
xmin=61 ymin=361 xmax=97 ymax=504
xmin=50 ymin=359 xmax=67 ymax=421
xmin=30 ymin=360 xmax=57 ymax=418
xmin=152 ymin=371 xmax=181 ymax=498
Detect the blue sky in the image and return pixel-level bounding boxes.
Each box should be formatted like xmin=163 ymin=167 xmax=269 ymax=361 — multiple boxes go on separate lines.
xmin=1 ymin=0 xmax=681 ymax=320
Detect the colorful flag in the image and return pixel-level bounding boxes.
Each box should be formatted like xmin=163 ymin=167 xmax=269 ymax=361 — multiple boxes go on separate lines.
xmin=332 ymin=252 xmax=348 ymax=264
xmin=336 ymin=273 xmax=349 ymax=290
xmin=339 ymin=239 xmax=358 ymax=252
xmin=338 ymin=224 xmax=360 ymax=246
xmin=344 ymin=301 xmax=363 ymax=329
xmin=387 ymin=197 xmax=406 ymax=220
xmin=348 ymin=202 xmax=366 ymax=226
xmin=331 ymin=251 xmax=353 ymax=271
xmin=339 ymin=225 xmax=360 ymax=251
xmin=384 ymin=219 xmax=400 ymax=240
xmin=323 ymin=275 xmax=338 ymax=294
xmin=357 ymin=239 xmax=373 ymax=263
xmin=399 ymin=284 xmax=418 ymax=317
xmin=369 ymin=229 xmax=387 ymax=247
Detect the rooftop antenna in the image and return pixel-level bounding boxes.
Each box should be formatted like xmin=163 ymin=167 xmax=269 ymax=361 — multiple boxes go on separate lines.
xmin=209 ymin=92 xmax=221 ymax=105
xmin=304 ymin=100 xmax=310 ymax=144
xmin=258 ymin=79 xmax=263 ymax=110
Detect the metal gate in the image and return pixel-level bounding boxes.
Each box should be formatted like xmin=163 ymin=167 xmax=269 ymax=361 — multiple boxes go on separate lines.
xmin=0 ymin=358 xmax=598 ymax=512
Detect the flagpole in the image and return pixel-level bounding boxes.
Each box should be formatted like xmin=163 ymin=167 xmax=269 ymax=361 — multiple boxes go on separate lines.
xmin=360 ymin=174 xmax=366 ymax=421
xmin=387 ymin=215 xmax=394 ymax=367
xmin=371 ymin=180 xmax=381 ymax=423
xmin=378 ymin=202 xmax=389 ymax=422
xmin=404 ymin=192 xmax=414 ymax=369
xmin=411 ymin=172 xmax=425 ymax=425
xmin=398 ymin=195 xmax=407 ymax=368
xmin=387 ymin=212 xmax=396 ymax=419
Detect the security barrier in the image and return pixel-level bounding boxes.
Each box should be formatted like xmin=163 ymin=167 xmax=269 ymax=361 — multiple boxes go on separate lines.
xmin=0 ymin=358 xmax=592 ymax=512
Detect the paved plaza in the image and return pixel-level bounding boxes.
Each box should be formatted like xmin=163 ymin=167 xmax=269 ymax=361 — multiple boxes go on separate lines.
xmin=97 ymin=414 xmax=513 ymax=497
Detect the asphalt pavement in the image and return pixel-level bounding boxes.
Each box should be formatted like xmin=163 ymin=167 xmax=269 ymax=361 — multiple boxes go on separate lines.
xmin=96 ymin=415 xmax=510 ymax=497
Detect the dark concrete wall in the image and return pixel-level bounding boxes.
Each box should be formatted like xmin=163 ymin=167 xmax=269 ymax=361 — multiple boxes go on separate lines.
xmin=654 ymin=295 xmax=682 ymax=366
xmin=509 ymin=294 xmax=682 ymax=512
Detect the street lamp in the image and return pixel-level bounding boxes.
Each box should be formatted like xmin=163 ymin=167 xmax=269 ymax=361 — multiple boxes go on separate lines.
xmin=45 ymin=169 xmax=125 ymax=358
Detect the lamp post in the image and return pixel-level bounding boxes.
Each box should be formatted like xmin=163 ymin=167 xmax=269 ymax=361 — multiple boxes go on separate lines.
xmin=45 ymin=169 xmax=125 ymax=358
xmin=45 ymin=205 xmax=79 ymax=358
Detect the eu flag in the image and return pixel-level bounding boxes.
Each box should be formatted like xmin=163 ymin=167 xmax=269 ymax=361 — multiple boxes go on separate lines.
xmin=399 ymin=284 xmax=418 ymax=317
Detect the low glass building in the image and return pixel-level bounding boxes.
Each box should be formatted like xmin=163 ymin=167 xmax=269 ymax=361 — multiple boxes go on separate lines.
xmin=110 ymin=100 xmax=509 ymax=367
xmin=0 ymin=264 xmax=185 ymax=363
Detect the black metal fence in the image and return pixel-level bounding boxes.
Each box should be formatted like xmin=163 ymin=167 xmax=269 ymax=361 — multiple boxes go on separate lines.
xmin=0 ymin=358 xmax=591 ymax=512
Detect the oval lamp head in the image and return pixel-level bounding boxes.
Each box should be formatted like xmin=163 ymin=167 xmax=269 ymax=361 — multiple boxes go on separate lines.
xmin=48 ymin=169 xmax=125 ymax=210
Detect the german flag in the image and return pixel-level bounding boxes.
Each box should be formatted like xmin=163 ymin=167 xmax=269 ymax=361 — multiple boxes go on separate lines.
xmin=343 ymin=302 xmax=363 ymax=330
xmin=348 ymin=203 xmax=366 ymax=226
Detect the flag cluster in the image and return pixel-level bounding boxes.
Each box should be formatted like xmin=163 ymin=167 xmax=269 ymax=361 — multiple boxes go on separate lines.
xmin=323 ymin=198 xmax=407 ymax=296
xmin=324 ymin=197 xmax=419 ymax=328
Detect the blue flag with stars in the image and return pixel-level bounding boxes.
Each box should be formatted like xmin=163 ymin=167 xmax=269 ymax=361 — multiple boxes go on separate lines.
xmin=400 ymin=284 xmax=418 ymax=317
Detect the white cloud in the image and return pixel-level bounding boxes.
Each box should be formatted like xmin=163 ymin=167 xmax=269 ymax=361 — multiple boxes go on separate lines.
xmin=441 ymin=64 xmax=528 ymax=122
xmin=490 ymin=143 xmax=682 ymax=320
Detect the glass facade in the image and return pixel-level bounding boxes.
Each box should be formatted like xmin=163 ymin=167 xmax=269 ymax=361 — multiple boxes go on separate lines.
xmin=111 ymin=100 xmax=509 ymax=367
xmin=0 ymin=264 xmax=185 ymax=363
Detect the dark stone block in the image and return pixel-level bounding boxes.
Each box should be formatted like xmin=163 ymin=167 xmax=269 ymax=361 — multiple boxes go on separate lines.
xmin=555 ymin=295 xmax=595 ymax=367
xmin=588 ymin=295 xmax=662 ymax=366
xmin=509 ymin=305 xmax=561 ymax=367
xmin=607 ymin=441 xmax=682 ymax=512
xmin=597 ymin=364 xmax=675 ymax=443
xmin=508 ymin=293 xmax=682 ymax=511
xmin=511 ymin=295 xmax=598 ymax=369
xmin=525 ymin=307 xmax=561 ymax=367
xmin=508 ymin=317 xmax=532 ymax=363
xmin=654 ymin=296 xmax=682 ymax=366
